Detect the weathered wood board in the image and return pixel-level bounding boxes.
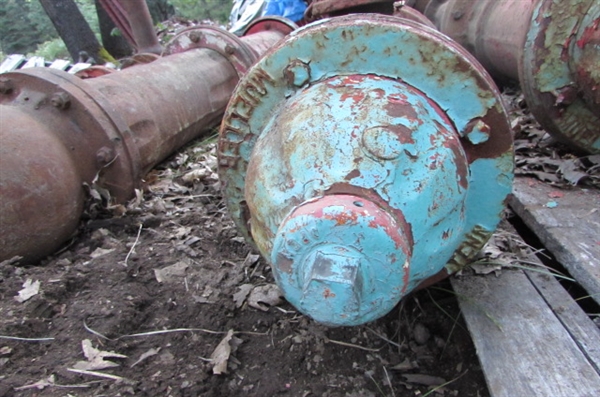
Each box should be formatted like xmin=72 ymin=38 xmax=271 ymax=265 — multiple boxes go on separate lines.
xmin=509 ymin=177 xmax=600 ymax=305
xmin=451 ymin=269 xmax=600 ymax=397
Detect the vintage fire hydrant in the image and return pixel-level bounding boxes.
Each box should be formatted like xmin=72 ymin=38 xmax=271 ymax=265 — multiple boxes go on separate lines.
xmin=218 ymin=14 xmax=514 ymax=326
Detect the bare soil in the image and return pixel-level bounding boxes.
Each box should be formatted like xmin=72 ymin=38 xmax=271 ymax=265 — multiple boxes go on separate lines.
xmin=0 ymin=138 xmax=489 ymax=397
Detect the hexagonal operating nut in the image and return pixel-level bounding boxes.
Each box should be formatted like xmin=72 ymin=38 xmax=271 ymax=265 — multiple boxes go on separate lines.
xmin=283 ymin=59 xmax=311 ymax=87
xmin=301 ymin=250 xmax=364 ymax=315
xmin=463 ymin=118 xmax=490 ymax=145
xmin=50 ymin=92 xmax=71 ymax=110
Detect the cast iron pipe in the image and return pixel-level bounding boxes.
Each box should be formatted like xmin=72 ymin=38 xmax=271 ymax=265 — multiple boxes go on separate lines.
xmin=218 ymin=14 xmax=514 ymax=326
xmin=412 ymin=0 xmax=600 ymax=153
xmin=0 ymin=19 xmax=296 ymax=264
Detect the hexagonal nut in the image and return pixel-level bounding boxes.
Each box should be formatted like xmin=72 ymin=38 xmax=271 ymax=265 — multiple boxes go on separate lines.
xmin=96 ymin=146 xmax=115 ymax=165
xmin=50 ymin=92 xmax=71 ymax=110
xmin=189 ymin=31 xmax=203 ymax=43
xmin=283 ymin=59 xmax=311 ymax=88
xmin=0 ymin=77 xmax=14 ymax=94
xmin=300 ymin=250 xmax=364 ymax=310
xmin=463 ymin=118 xmax=490 ymax=145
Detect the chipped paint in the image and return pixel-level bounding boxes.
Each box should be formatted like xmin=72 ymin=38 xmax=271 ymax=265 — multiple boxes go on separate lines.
xmin=218 ymin=15 xmax=513 ymax=326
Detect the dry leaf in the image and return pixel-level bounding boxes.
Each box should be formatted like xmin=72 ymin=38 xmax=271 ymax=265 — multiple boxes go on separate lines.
xmin=73 ymin=339 xmax=127 ymax=370
xmin=154 ymin=261 xmax=189 ymax=283
xmin=14 ymin=279 xmax=40 ymax=303
xmin=14 ymin=375 xmax=56 ymax=391
xmin=131 ymin=347 xmax=160 ymax=367
xmin=248 ymin=284 xmax=284 ymax=311
xmin=233 ymin=284 xmax=253 ymax=308
xmin=90 ymin=247 xmax=115 ymax=258
xmin=470 ymin=263 xmax=503 ymax=275
xmin=210 ymin=329 xmax=235 ymax=375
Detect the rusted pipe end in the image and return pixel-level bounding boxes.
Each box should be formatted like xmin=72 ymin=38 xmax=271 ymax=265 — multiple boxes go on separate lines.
xmin=572 ymin=13 xmax=600 ymax=117
xmin=519 ymin=0 xmax=600 ymax=153
xmin=243 ymin=16 xmax=298 ymax=36
xmin=0 ymin=68 xmax=139 ymax=263
xmin=0 ymin=106 xmax=84 ymax=264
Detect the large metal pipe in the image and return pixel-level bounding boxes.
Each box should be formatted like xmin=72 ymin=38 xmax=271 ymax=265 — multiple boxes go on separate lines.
xmin=0 ymin=19 xmax=295 ymax=264
xmin=412 ymin=0 xmax=600 ymax=153
xmin=218 ymin=14 xmax=513 ymax=326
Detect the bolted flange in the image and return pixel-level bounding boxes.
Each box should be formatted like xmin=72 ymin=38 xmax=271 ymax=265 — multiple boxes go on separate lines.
xmin=218 ymin=14 xmax=513 ymax=326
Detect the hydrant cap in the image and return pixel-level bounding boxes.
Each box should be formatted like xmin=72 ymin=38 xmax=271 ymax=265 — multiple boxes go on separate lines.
xmin=271 ymin=194 xmax=412 ymax=326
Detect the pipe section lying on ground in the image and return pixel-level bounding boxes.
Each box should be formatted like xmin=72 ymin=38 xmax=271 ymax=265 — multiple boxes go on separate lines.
xmin=413 ymin=0 xmax=600 ymax=153
xmin=0 ymin=19 xmax=296 ymax=264
xmin=218 ymin=14 xmax=514 ymax=326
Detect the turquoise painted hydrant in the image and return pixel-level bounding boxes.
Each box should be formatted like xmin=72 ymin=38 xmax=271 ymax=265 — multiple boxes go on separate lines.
xmin=218 ymin=14 xmax=514 ymax=326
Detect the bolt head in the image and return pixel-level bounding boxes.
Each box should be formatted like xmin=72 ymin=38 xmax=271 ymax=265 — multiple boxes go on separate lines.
xmin=463 ymin=118 xmax=490 ymax=145
xmin=225 ymin=44 xmax=235 ymax=55
xmin=0 ymin=77 xmax=14 ymax=94
xmin=50 ymin=92 xmax=70 ymax=110
xmin=283 ymin=60 xmax=311 ymax=87
xmin=189 ymin=32 xmax=202 ymax=43
xmin=300 ymin=249 xmax=364 ymax=320
xmin=96 ymin=146 xmax=115 ymax=165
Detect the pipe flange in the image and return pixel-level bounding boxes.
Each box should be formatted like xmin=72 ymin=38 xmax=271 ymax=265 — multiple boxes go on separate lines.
xmin=163 ymin=25 xmax=258 ymax=78
xmin=0 ymin=68 xmax=140 ymax=262
xmin=0 ymin=68 xmax=140 ymax=200
xmin=243 ymin=16 xmax=298 ymax=36
xmin=519 ymin=0 xmax=600 ymax=153
xmin=219 ymin=14 xmax=513 ymax=273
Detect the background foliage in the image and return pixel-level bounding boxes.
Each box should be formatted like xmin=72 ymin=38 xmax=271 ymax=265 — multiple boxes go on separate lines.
xmin=0 ymin=0 xmax=233 ymax=62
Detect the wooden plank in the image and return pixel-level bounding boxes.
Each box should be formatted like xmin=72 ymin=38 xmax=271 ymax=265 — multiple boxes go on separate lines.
xmin=451 ymin=269 xmax=600 ymax=397
xmin=509 ymin=177 xmax=600 ymax=305
xmin=525 ymin=270 xmax=600 ymax=373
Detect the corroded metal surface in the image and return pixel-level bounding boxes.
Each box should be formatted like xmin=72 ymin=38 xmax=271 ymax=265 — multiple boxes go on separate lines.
xmin=0 ymin=23 xmax=292 ymax=264
xmin=218 ymin=14 xmax=513 ymax=326
xmin=520 ymin=0 xmax=600 ymax=153
xmin=309 ymin=0 xmax=392 ymax=17
xmin=416 ymin=0 xmax=600 ymax=153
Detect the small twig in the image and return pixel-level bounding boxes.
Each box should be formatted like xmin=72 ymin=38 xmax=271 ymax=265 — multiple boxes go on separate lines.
xmin=366 ymin=371 xmax=386 ymax=397
xmin=0 ymin=335 xmax=54 ymax=342
xmin=366 ymin=327 xmax=402 ymax=349
xmin=67 ymin=368 xmax=124 ymax=381
xmin=123 ymin=223 xmax=143 ymax=265
xmin=325 ymin=338 xmax=381 ymax=352
xmin=383 ymin=365 xmax=396 ymax=397
xmin=421 ymin=370 xmax=469 ymax=397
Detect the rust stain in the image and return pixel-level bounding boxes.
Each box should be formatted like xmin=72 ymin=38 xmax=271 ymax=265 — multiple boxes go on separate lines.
xmin=323 ymin=288 xmax=336 ymax=299
xmin=577 ymin=17 xmax=600 ymax=49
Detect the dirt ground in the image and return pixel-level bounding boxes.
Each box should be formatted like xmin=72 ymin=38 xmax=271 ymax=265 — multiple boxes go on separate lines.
xmin=0 ymin=133 xmax=490 ymax=396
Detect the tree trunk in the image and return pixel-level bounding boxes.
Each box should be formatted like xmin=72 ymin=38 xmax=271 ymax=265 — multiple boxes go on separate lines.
xmin=38 ymin=0 xmax=109 ymax=63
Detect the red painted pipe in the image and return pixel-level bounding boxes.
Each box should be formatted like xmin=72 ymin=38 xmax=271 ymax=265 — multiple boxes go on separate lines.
xmin=0 ymin=20 xmax=295 ymax=264
xmin=99 ymin=0 xmax=162 ymax=54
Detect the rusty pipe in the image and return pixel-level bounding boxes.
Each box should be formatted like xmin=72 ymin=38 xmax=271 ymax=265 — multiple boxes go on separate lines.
xmin=117 ymin=0 xmax=163 ymax=54
xmin=413 ymin=0 xmax=600 ymax=153
xmin=0 ymin=19 xmax=295 ymax=264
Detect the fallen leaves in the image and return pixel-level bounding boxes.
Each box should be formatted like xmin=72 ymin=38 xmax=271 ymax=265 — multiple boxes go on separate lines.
xmin=210 ymin=329 xmax=243 ymax=375
xmin=14 ymin=279 xmax=40 ymax=302
xmin=233 ymin=283 xmax=284 ymax=311
xmin=72 ymin=339 xmax=127 ymax=371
